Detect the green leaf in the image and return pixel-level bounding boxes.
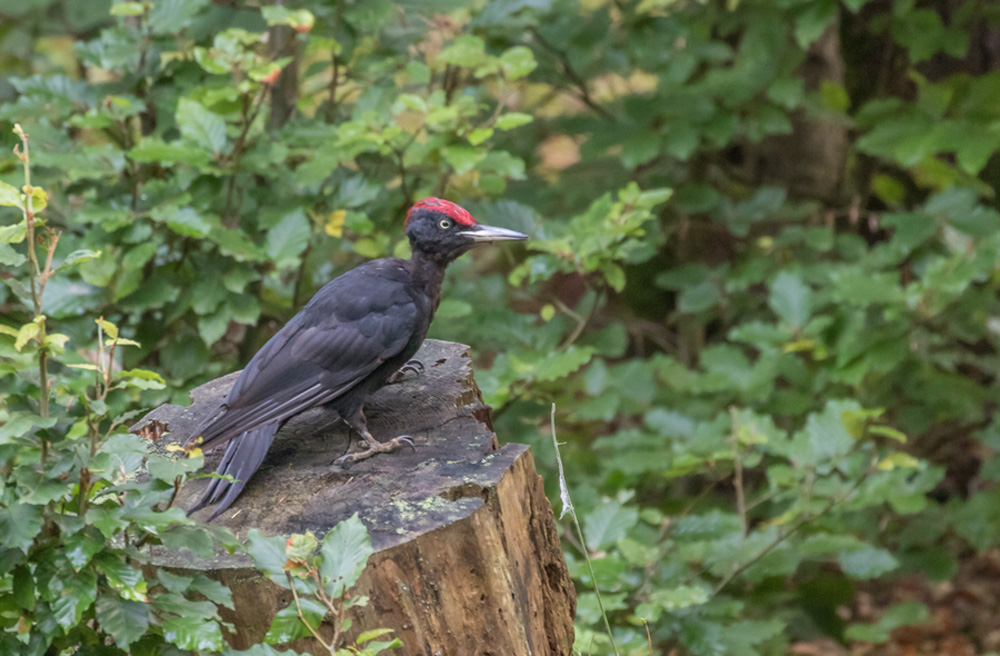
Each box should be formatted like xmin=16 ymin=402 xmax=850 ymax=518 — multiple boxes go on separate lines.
xmin=95 ymin=593 xmax=149 ymax=649
xmin=0 ymin=503 xmax=42 ymax=553
xmin=153 ymin=206 xmax=212 ymax=239
xmin=63 ymin=528 xmax=105 ymax=571
xmin=533 ymin=346 xmax=595 ymax=382
xmin=52 ymin=568 xmax=98 ymax=630
xmin=635 ymin=585 xmax=710 ymax=620
xmin=0 ymin=180 xmax=23 ymax=208
xmin=499 ymin=46 xmax=537 ymax=80
xmin=266 ymin=209 xmax=311 ymax=270
xmin=838 ymin=545 xmax=898 ymax=579
xmin=495 ymin=113 xmax=533 ymax=131
xmin=769 ymin=271 xmax=812 ymax=329
xmin=176 ymin=98 xmax=227 ymax=154
xmin=261 ymin=6 xmax=314 ymax=30
xmin=130 ymin=138 xmax=211 ymax=166
xmin=111 ymin=2 xmax=146 ymax=16
xmin=357 ymin=628 xmax=396 ymax=644
xmin=245 ymin=529 xmax=293 ymax=586
xmin=15 ymin=321 xmax=39 ymax=351
xmin=845 ymin=602 xmax=929 ymax=643
xmin=583 ymin=501 xmax=638 ymax=551
xmin=0 ymin=243 xmax=25 ymax=266
xmin=96 ymin=553 xmax=148 ymax=601
xmin=443 ymin=145 xmax=487 ymax=175
xmin=319 ymin=513 xmax=374 ymax=597
xmin=0 ymin=220 xmax=27 ymax=244
xmin=437 ymin=35 xmax=486 ymax=67
xmin=161 ymin=613 xmax=225 ymax=651
xmin=119 ymin=368 xmax=166 ymax=390
xmin=264 ymin=600 xmax=325 ymax=644
xmin=467 ymin=127 xmax=493 ymax=145
xmin=59 ymin=249 xmax=101 ymax=270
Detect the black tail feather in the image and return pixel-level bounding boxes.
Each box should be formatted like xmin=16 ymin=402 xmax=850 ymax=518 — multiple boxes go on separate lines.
xmin=186 ymin=424 xmax=278 ymax=520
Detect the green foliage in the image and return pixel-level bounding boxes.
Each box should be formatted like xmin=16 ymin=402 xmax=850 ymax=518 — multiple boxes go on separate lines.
xmin=244 ymin=515 xmax=400 ymax=655
xmin=0 ymin=125 xmax=233 ymax=653
xmin=4 ymin=0 xmax=1000 ymax=654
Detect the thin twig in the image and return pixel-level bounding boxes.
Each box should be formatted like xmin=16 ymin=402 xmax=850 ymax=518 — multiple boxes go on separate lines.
xmin=729 ymin=406 xmax=748 ymax=547
xmin=530 ymin=29 xmax=613 ymax=120
xmin=550 ymin=404 xmax=620 ymax=656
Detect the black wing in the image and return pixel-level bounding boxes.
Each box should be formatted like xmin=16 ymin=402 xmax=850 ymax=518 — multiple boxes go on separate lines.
xmin=188 ymin=259 xmax=417 ymax=450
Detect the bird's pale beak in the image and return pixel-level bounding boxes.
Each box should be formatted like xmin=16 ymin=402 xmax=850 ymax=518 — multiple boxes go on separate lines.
xmin=459 ymin=224 xmax=529 ymax=243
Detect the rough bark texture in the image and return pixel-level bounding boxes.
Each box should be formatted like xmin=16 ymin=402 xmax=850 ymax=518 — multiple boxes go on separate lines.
xmin=133 ymin=339 xmax=576 ymax=655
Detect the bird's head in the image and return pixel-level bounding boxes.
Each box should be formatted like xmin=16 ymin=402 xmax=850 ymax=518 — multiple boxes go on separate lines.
xmin=405 ymin=197 xmax=527 ymax=262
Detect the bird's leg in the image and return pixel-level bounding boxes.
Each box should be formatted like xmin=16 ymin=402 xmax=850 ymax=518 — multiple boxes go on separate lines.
xmin=384 ymin=358 xmax=425 ymax=385
xmin=335 ymin=412 xmax=414 ymax=469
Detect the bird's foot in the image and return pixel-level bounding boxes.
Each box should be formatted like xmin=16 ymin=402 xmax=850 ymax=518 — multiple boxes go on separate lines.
xmin=335 ymin=435 xmax=415 ymax=469
xmin=385 ymin=359 xmax=425 ymax=385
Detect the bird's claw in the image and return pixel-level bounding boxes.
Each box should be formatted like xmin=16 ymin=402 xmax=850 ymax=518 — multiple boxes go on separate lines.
xmin=335 ymin=435 xmax=415 ymax=469
xmin=386 ymin=359 xmax=425 ymax=385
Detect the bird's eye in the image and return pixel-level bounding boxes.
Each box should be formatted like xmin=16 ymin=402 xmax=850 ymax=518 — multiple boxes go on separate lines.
xmin=439 ymin=219 xmax=452 ymax=229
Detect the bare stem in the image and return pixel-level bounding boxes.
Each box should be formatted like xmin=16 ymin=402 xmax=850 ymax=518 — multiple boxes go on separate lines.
xmin=729 ymin=407 xmax=748 ymax=547
xmin=550 ymin=404 xmax=620 ymax=656
xmin=15 ymin=125 xmax=51 ymax=455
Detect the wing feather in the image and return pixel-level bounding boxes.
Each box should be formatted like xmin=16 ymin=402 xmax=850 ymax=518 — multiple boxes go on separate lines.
xmin=188 ymin=259 xmax=417 ymax=449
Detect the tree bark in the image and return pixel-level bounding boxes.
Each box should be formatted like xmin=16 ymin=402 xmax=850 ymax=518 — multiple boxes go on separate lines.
xmin=133 ymin=339 xmax=576 ymax=655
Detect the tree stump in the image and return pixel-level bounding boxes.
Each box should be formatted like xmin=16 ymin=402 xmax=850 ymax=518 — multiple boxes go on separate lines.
xmin=133 ymin=339 xmax=576 ymax=655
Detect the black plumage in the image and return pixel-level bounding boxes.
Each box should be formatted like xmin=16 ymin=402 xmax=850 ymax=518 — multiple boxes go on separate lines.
xmin=186 ymin=198 xmax=527 ymax=519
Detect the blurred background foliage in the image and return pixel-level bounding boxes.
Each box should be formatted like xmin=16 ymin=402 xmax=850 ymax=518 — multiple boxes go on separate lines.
xmin=4 ymin=0 xmax=1000 ymax=653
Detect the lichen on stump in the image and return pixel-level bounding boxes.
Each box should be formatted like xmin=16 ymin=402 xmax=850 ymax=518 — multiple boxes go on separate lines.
xmin=133 ymin=339 xmax=576 ymax=655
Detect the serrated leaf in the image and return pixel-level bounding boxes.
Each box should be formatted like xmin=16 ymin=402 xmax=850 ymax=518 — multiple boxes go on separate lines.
xmin=0 ymin=504 xmax=43 ymax=553
xmin=320 ymin=513 xmax=373 ymax=597
xmin=95 ymin=594 xmax=149 ymax=648
xmin=246 ymin=530 xmax=294 ymax=586
xmin=583 ymin=501 xmax=638 ymax=551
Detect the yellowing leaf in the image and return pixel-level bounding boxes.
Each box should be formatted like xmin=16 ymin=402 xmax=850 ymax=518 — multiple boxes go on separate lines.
xmin=0 ymin=181 xmax=22 ymax=208
xmin=878 ymin=453 xmax=920 ymax=470
xmin=43 ymin=333 xmax=70 ymax=348
xmin=15 ymin=322 xmax=40 ymax=351
xmin=96 ymin=319 xmax=119 ymax=340
xmin=325 ymin=210 xmax=346 ymax=238
xmin=869 ymin=424 xmax=907 ymax=442
xmin=24 ymin=186 xmax=48 ymax=212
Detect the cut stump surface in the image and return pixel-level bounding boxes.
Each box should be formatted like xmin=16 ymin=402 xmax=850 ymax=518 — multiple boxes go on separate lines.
xmin=134 ymin=339 xmax=576 ymax=655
